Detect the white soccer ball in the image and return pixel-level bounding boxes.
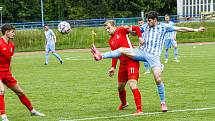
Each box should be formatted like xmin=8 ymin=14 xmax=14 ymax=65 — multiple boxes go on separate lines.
xmin=58 ymin=21 xmax=71 ymax=33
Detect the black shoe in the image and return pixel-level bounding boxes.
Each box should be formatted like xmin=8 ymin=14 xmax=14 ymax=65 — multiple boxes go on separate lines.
xmin=60 ymin=61 xmax=63 ymax=64
xmin=44 ymin=63 xmax=48 ymax=65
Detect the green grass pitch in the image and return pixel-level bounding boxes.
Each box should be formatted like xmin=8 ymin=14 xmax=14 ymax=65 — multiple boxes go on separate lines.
xmin=5 ymin=44 xmax=215 ymax=121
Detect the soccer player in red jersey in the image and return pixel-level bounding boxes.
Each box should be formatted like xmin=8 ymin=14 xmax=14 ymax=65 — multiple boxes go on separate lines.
xmin=0 ymin=24 xmax=45 ymax=121
xmin=98 ymin=20 xmax=143 ymax=115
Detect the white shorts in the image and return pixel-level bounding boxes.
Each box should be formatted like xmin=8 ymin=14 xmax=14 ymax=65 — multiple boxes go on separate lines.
xmin=131 ymin=48 xmax=161 ymax=68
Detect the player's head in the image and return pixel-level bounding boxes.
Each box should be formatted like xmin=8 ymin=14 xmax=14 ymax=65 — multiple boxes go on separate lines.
xmin=165 ymin=14 xmax=170 ymax=23
xmin=104 ymin=20 xmax=116 ymax=35
xmin=138 ymin=18 xmax=144 ymax=25
xmin=1 ymin=23 xmax=15 ymax=39
xmin=44 ymin=24 xmax=49 ymax=31
xmin=146 ymin=11 xmax=159 ymax=27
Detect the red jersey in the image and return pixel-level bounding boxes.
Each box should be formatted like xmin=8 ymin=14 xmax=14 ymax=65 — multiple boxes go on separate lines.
xmin=108 ymin=26 xmax=142 ymax=68
xmin=0 ymin=37 xmax=15 ymax=72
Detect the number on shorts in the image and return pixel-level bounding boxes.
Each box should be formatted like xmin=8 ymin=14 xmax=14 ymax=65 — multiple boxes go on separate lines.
xmin=130 ymin=67 xmax=134 ymax=74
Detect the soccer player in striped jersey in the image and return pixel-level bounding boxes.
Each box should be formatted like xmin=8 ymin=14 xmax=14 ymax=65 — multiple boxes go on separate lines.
xmin=0 ymin=24 xmax=45 ymax=121
xmin=164 ymin=14 xmax=180 ymax=63
xmin=96 ymin=20 xmax=143 ymax=115
xmin=91 ymin=11 xmax=205 ymax=112
xmin=138 ymin=19 xmax=151 ymax=74
xmin=44 ymin=24 xmax=63 ymax=65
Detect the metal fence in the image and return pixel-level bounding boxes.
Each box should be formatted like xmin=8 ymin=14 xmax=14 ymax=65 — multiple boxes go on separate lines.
xmin=9 ymin=14 xmax=210 ymax=30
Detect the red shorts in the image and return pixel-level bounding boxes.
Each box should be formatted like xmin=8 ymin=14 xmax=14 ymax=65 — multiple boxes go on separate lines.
xmin=118 ymin=60 xmax=139 ymax=83
xmin=0 ymin=71 xmax=17 ymax=88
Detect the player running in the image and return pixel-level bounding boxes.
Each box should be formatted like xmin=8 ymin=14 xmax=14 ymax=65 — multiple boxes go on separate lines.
xmin=0 ymin=24 xmax=45 ymax=121
xmin=91 ymin=11 xmax=205 ymax=112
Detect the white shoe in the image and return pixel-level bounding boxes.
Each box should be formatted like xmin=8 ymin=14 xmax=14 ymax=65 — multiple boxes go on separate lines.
xmin=164 ymin=59 xmax=168 ymax=63
xmin=161 ymin=64 xmax=164 ymax=72
xmin=31 ymin=109 xmax=45 ymax=116
xmin=1 ymin=114 xmax=9 ymax=121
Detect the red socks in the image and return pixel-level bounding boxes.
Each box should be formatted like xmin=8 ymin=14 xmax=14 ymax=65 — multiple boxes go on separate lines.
xmin=0 ymin=95 xmax=5 ymax=115
xmin=132 ymin=88 xmax=142 ymax=111
xmin=119 ymin=89 xmax=126 ymax=105
xmin=18 ymin=94 xmax=33 ymax=111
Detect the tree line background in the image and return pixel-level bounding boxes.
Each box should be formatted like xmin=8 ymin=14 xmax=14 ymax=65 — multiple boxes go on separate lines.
xmin=0 ymin=0 xmax=176 ymax=23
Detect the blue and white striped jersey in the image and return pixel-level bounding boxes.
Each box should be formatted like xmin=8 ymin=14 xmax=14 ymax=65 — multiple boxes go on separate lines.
xmin=140 ymin=23 xmax=175 ymax=56
xmin=45 ymin=29 xmax=56 ymax=46
xmin=165 ymin=21 xmax=176 ymax=40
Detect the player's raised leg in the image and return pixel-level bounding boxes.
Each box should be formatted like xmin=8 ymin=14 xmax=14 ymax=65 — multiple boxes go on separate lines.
xmin=91 ymin=45 xmax=136 ymax=61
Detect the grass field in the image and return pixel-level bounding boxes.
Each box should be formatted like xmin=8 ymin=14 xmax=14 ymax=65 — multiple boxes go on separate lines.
xmin=5 ymin=43 xmax=215 ymax=121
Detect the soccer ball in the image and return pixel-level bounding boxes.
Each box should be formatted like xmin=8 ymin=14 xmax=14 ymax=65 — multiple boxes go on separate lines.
xmin=58 ymin=21 xmax=71 ymax=33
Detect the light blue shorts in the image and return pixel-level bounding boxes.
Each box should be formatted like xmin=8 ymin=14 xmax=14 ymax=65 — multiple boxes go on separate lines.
xmin=46 ymin=45 xmax=56 ymax=53
xmin=165 ymin=39 xmax=177 ymax=49
xmin=131 ymin=48 xmax=161 ymax=68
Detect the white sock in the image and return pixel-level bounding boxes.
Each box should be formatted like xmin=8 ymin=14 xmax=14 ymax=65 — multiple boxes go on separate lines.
xmin=1 ymin=114 xmax=8 ymax=119
xmin=31 ymin=109 xmax=36 ymax=113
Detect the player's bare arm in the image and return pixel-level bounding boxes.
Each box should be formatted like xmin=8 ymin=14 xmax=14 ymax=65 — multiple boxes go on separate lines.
xmin=174 ymin=26 xmax=205 ymax=32
xmin=138 ymin=37 xmax=145 ymax=46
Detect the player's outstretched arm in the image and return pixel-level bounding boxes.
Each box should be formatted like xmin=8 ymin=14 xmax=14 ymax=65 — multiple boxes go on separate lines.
xmin=174 ymin=26 xmax=205 ymax=32
xmin=138 ymin=37 xmax=145 ymax=46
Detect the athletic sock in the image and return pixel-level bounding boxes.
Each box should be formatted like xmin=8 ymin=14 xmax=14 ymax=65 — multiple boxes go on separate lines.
xmin=165 ymin=49 xmax=169 ymax=60
xmin=102 ymin=49 xmax=121 ymax=59
xmin=119 ymin=89 xmax=126 ymax=105
xmin=0 ymin=95 xmax=5 ymax=115
xmin=53 ymin=53 xmax=63 ymax=61
xmin=157 ymin=82 xmax=165 ymax=103
xmin=174 ymin=47 xmax=178 ymax=59
xmin=132 ymin=88 xmax=142 ymax=111
xmin=18 ymin=94 xmax=33 ymax=111
xmin=45 ymin=53 xmax=49 ymax=64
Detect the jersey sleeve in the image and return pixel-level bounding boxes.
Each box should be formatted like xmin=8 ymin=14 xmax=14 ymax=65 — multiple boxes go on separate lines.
xmin=118 ymin=27 xmax=129 ymax=34
xmin=165 ymin=24 xmax=175 ymax=32
xmin=130 ymin=25 xmax=142 ymax=38
xmin=111 ymin=58 xmax=118 ymax=68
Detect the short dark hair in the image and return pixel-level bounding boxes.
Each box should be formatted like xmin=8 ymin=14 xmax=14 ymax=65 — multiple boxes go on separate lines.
xmin=1 ymin=24 xmax=15 ymax=35
xmin=138 ymin=18 xmax=144 ymax=22
xmin=146 ymin=11 xmax=159 ymax=20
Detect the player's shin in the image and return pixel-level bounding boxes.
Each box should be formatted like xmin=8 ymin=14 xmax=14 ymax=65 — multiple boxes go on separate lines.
xmin=18 ymin=94 xmax=33 ymax=111
xmin=0 ymin=94 xmax=5 ymax=115
xmin=132 ymin=88 xmax=142 ymax=112
xmin=157 ymin=82 xmax=165 ymax=103
xmin=102 ymin=49 xmax=121 ymax=59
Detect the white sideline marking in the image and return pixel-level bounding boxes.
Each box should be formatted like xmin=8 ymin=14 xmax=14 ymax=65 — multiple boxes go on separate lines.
xmin=59 ymin=107 xmax=215 ymax=121
xmin=65 ymin=57 xmax=91 ymax=60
